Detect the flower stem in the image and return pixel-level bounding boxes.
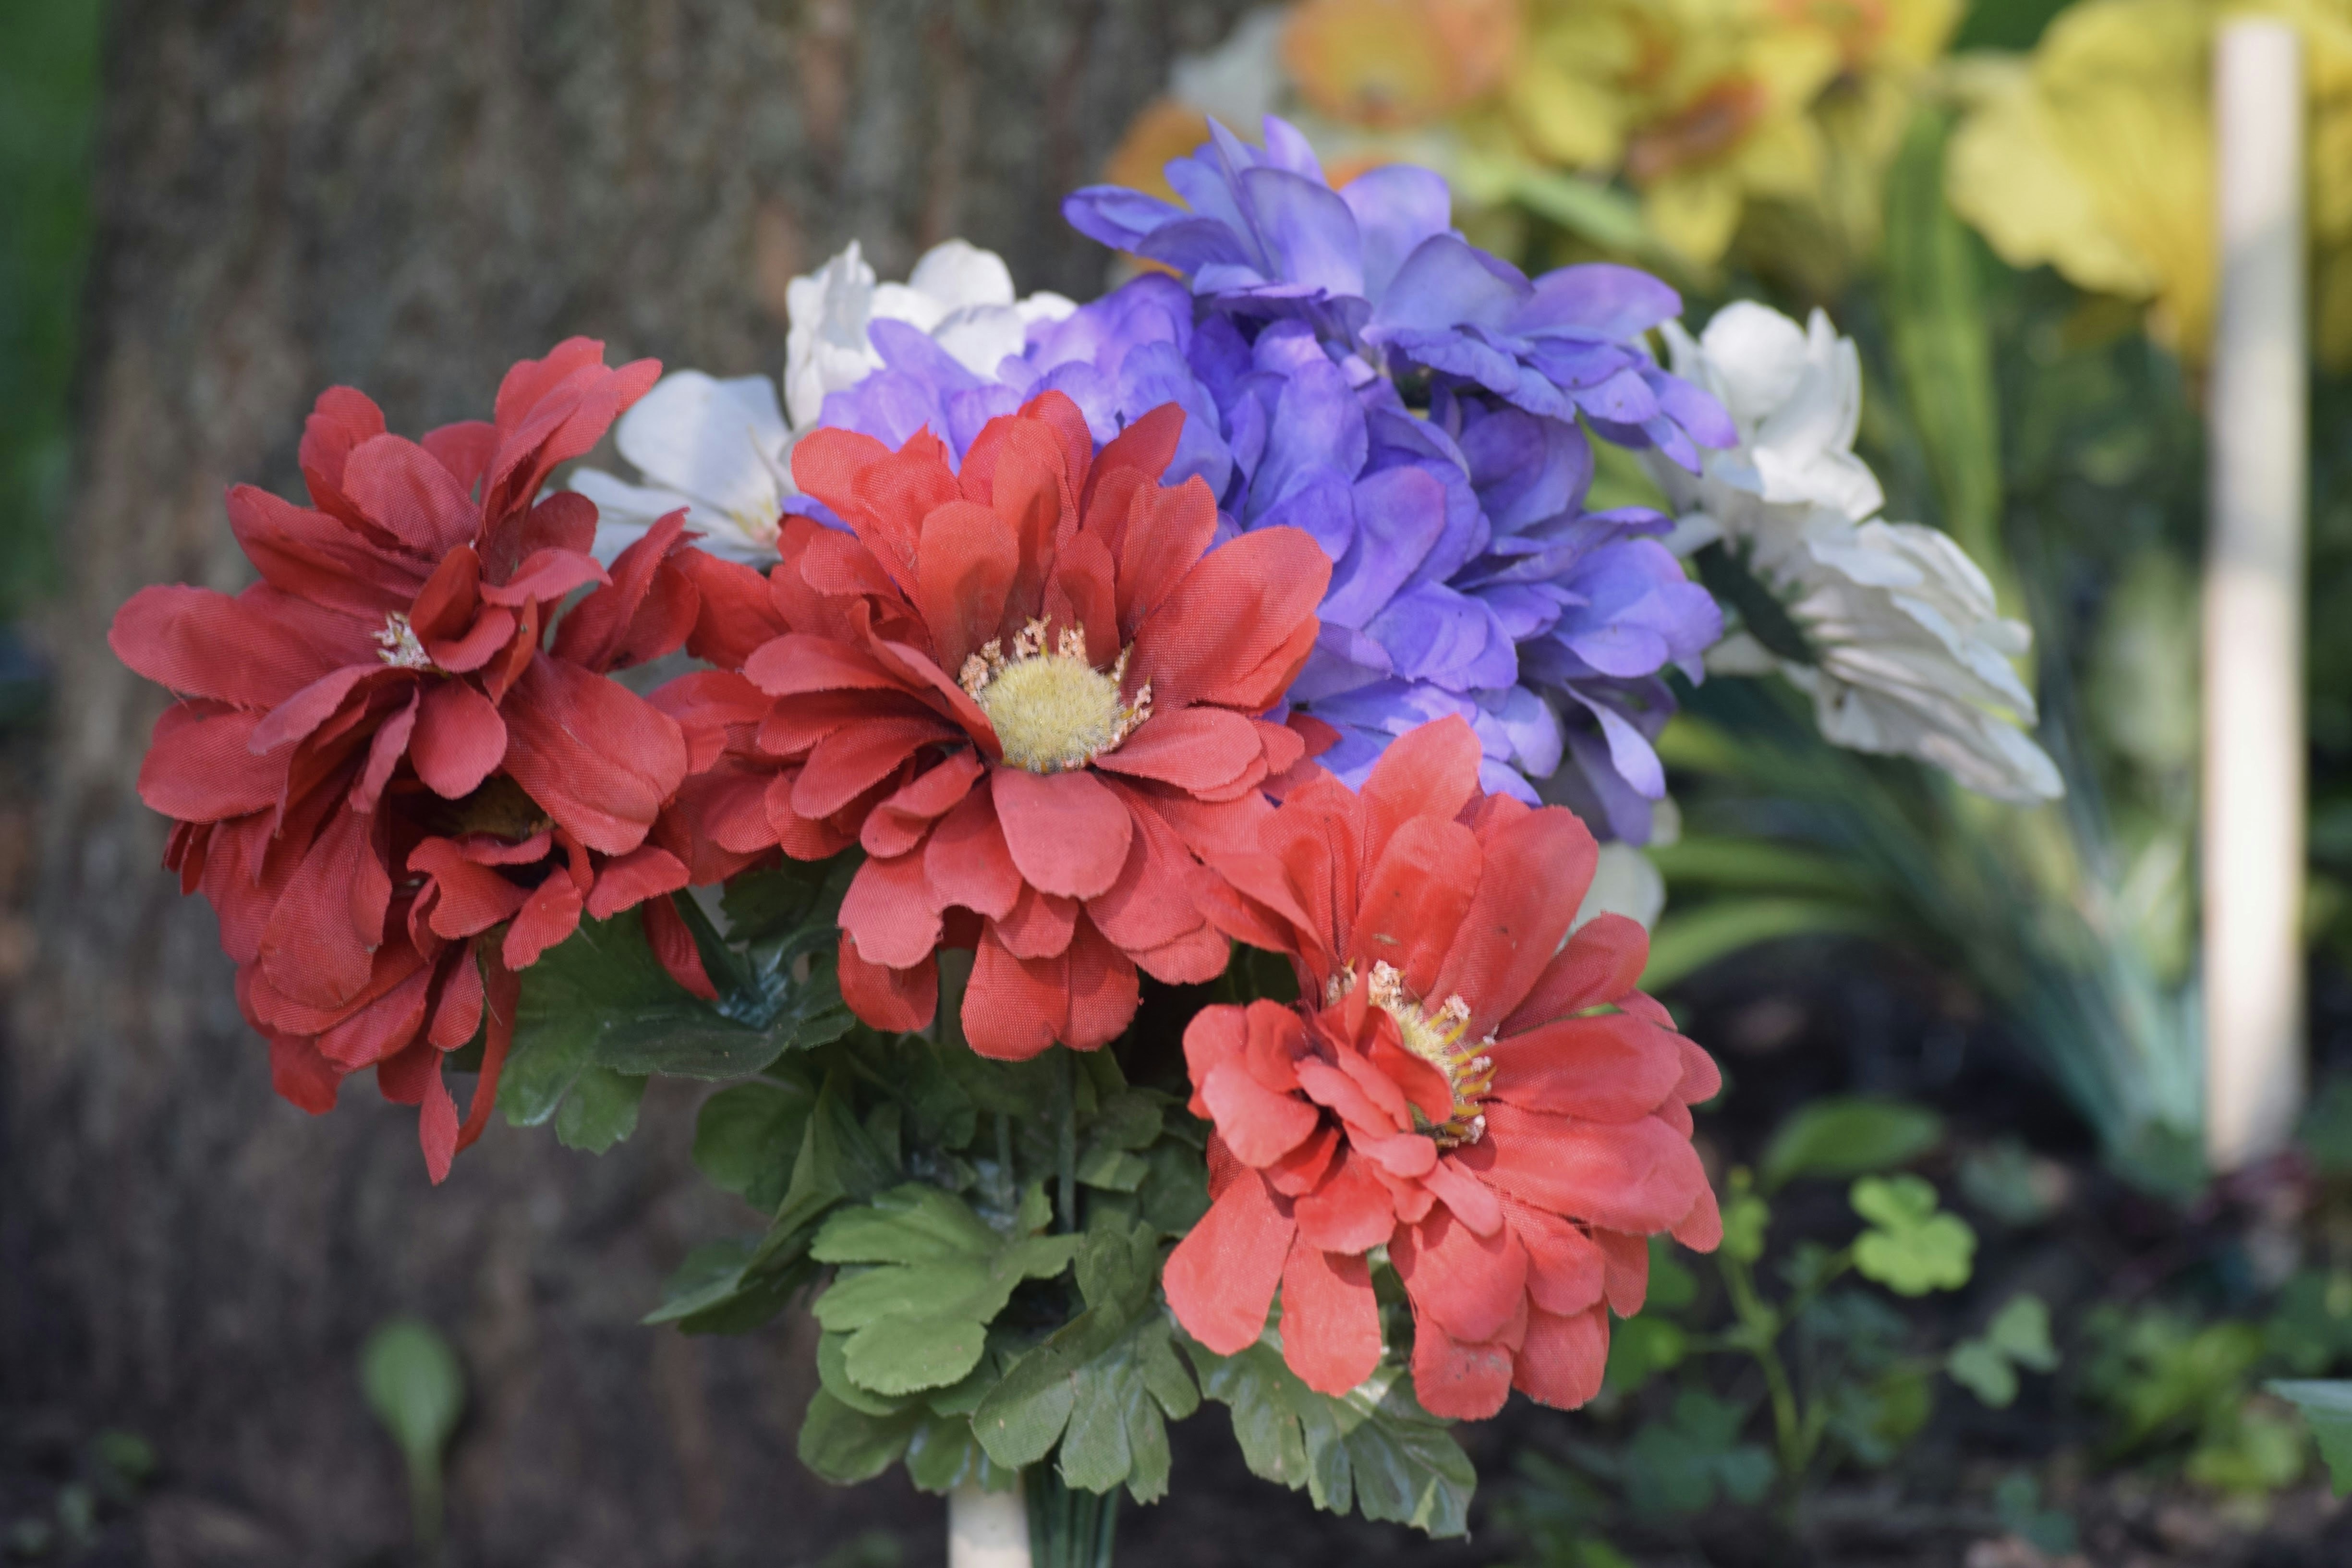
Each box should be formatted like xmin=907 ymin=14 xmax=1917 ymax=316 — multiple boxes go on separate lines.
xmin=1054 ymin=1048 xmax=1077 ymax=1233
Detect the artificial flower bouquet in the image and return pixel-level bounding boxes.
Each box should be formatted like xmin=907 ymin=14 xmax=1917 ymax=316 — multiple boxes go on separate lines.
xmin=107 ymin=117 xmax=2042 ymax=1558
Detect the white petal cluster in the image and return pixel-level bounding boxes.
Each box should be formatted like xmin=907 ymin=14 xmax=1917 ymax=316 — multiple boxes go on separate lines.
xmin=1653 ymin=302 xmax=2062 ymax=804
xmin=572 ymin=239 xmax=1075 ymax=565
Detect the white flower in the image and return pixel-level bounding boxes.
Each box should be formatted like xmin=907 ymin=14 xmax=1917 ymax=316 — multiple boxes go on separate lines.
xmin=573 ymin=239 xmax=1075 ymax=564
xmin=570 ymin=372 xmax=792 ymax=565
xmin=1653 ymin=303 xmax=2063 ymax=804
xmin=1575 ymin=797 xmax=1677 ymax=934
xmin=785 ymin=238 xmax=1076 ymax=430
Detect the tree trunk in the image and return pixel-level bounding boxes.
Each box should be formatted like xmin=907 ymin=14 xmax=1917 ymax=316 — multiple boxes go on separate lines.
xmin=2 ymin=3 xmax=1249 ymax=1563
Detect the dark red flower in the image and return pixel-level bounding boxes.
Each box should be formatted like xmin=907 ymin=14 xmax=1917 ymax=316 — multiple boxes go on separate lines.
xmin=111 ymin=340 xmax=711 ymax=1180
xmin=655 ymin=392 xmax=1331 ymax=1059
xmin=1163 ymin=717 xmax=1721 ymax=1417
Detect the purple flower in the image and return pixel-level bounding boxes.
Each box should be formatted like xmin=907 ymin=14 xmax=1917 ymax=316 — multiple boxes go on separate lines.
xmin=814 ymin=121 xmax=1734 ymax=839
xmin=1064 ymin=116 xmax=1735 ymax=469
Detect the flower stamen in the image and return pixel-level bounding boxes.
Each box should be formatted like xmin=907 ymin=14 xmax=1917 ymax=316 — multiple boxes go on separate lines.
xmin=1367 ymin=960 xmax=1495 ymax=1147
xmin=958 ymin=615 xmax=1150 ymax=774
xmin=375 ymin=612 xmax=433 ymax=670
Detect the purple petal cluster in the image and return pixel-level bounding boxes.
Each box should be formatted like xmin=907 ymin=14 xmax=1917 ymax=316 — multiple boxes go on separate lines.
xmin=815 ymin=117 xmax=1734 ymax=840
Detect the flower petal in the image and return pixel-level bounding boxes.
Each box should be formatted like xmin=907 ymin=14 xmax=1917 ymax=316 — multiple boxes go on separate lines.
xmin=1279 ymin=1237 xmax=1383 ymax=1397
xmin=1164 ymin=1170 xmax=1295 ymax=1356
xmin=991 ymin=766 xmax=1133 ymax=900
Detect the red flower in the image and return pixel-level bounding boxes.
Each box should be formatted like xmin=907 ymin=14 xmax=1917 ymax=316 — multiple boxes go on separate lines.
xmin=656 ymin=392 xmax=1332 ymax=1059
xmin=110 ymin=340 xmax=711 ymax=1180
xmin=1163 ymin=717 xmax=1721 ymax=1418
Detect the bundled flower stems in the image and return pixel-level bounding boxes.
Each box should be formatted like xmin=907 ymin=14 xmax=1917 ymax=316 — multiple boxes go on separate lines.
xmin=110 ymin=117 xmax=2042 ymax=1557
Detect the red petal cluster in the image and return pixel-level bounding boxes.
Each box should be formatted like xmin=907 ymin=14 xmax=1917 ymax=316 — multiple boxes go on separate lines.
xmin=1164 ymin=717 xmax=1722 ymax=1418
xmin=110 ymin=340 xmax=712 ymax=1181
xmin=656 ymin=393 xmax=1332 ymax=1059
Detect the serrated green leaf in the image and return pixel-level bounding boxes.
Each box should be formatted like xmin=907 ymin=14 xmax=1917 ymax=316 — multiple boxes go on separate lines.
xmin=1076 ymin=1143 xmax=1151 ymax=1192
xmin=970 ymin=1222 xmax=1180 ymax=1499
xmin=818 ymin=1329 xmax=916 ymax=1418
xmin=2269 ymin=1380 xmax=2352 ymax=1493
xmin=641 ymin=1237 xmax=807 ymax=1333
xmin=814 ymin=1185 xmax=1005 ymax=1266
xmin=692 ymin=1079 xmax=814 ymax=1214
xmin=1086 ymin=1090 xmax=1164 ymax=1151
xmin=762 ymin=1070 xmax=901 ymax=1254
xmin=810 ymin=1185 xmax=1079 ymax=1398
xmin=553 ymin=1067 xmax=644 ymax=1152
xmin=501 ymin=912 xmax=787 ymax=1141
xmin=797 ymin=1389 xmax=919 ymax=1484
xmin=1183 ymin=1332 xmax=1475 ymax=1538
xmin=1851 ymin=1175 xmax=1976 ymax=1296
xmin=904 ymin=1408 xmax=1022 ymax=1495
xmin=1136 ymin=1138 xmax=1210 ymax=1237
xmin=1761 ymin=1098 xmax=1945 ymax=1191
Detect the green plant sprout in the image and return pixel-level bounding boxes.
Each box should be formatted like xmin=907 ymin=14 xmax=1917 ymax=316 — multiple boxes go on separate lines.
xmin=359 ymin=1317 xmax=466 ymax=1555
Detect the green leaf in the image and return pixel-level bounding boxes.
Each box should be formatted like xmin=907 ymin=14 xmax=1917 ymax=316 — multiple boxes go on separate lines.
xmin=797 ymin=1389 xmax=920 ymax=1484
xmin=1761 ymin=1098 xmax=1945 ymax=1191
xmin=705 ymin=859 xmax=859 ymax=1042
xmin=1850 ymin=1175 xmax=1976 ymax=1296
xmin=903 ymin=1408 xmax=1022 ymax=1496
xmin=693 ymin=1078 xmax=814 ymax=1214
xmin=553 ymin=1066 xmax=645 ymax=1152
xmin=1883 ymin=104 xmax=2010 ymax=592
xmin=1602 ymin=1316 xmax=1687 ymax=1396
xmin=1649 ymin=836 xmax=1868 ymax=897
xmin=1947 ymin=1339 xmax=2020 ymax=1409
xmin=645 ymin=1230 xmax=816 ymax=1335
xmin=1827 ymin=1367 xmax=1934 ymax=1468
xmin=1621 ymin=1390 xmax=1773 ymax=1517
xmin=1718 ymin=1172 xmax=1770 ymax=1264
xmin=811 ymin=1185 xmax=1080 ymax=1397
xmin=1184 ymin=1332 xmax=1476 ymax=1538
xmin=1947 ymin=1295 xmax=2059 ymax=1405
xmin=502 ymin=911 xmax=786 ymax=1140
xmin=360 ymin=1317 xmax=464 ymax=1545
xmin=1643 ymin=899 xmax=1879 ymax=992
xmin=1135 ymin=1138 xmax=1211 ymax=1237
xmin=360 ymin=1318 xmax=464 ymax=1473
xmin=763 ymin=1069 xmax=902 ymax=1251
xmin=2269 ymin=1380 xmax=2352 ymax=1494
xmin=970 ymin=1222 xmax=1194 ymax=1502
xmin=2188 ymin=1400 xmax=2309 ymax=1494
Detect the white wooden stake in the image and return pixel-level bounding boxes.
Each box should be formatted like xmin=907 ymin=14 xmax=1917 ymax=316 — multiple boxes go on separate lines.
xmin=2204 ymin=20 xmax=2310 ymax=1170
xmin=948 ymin=1481 xmax=1032 ymax=1568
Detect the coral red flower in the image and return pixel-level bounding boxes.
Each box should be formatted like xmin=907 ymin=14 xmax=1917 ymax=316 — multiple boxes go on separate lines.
xmin=111 ymin=340 xmax=711 ymax=1181
xmin=656 ymin=392 xmax=1332 ymax=1059
xmin=1164 ymin=716 xmax=1721 ymax=1418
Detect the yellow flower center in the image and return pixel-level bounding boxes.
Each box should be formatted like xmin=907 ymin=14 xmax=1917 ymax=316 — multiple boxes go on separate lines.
xmin=958 ymin=617 xmax=1152 ymax=775
xmin=1365 ymin=960 xmax=1495 ymax=1148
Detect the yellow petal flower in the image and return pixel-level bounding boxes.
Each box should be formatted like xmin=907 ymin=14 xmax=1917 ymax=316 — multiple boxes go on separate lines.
xmin=1282 ymin=0 xmax=1524 ymax=129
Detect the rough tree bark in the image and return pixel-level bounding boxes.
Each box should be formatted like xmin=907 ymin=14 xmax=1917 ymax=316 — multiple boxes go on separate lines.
xmin=1 ymin=4 xmax=1259 ymax=1564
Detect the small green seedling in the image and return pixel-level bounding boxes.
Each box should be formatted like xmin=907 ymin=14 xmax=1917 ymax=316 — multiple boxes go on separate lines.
xmin=360 ymin=1317 xmax=466 ymax=1552
xmin=1851 ymin=1176 xmax=1976 ymax=1296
